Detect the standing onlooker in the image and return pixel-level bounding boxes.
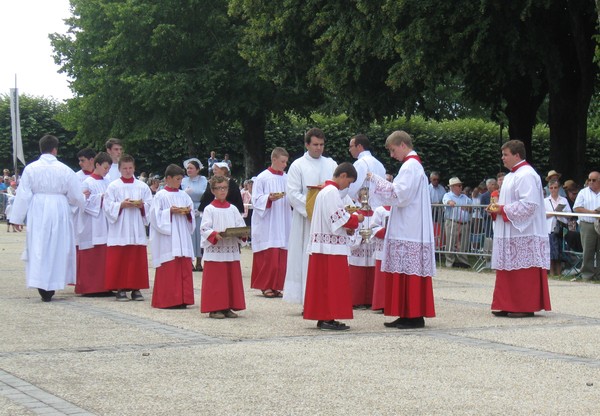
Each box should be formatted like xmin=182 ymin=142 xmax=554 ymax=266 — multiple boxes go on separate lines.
xmin=544 ymin=170 xmax=566 ymax=198
xmin=544 ymin=179 xmax=571 ymax=276
xmin=488 ymin=140 xmax=551 ymax=317
xmin=428 ymin=172 xmax=446 ymax=204
xmin=241 ymin=179 xmax=254 ymax=227
xmin=10 ymin=135 xmax=85 ymax=302
xmin=222 ymin=153 xmax=232 ymax=170
xmin=283 ymin=127 xmax=337 ymax=306
xmin=207 ymin=151 xmax=218 ymax=177
xmin=443 ymin=177 xmax=472 ymax=268
xmin=105 ymin=138 xmax=123 ymax=183
xmin=149 ymin=164 xmax=196 ymax=309
xmin=573 ymin=171 xmax=600 ymax=281
xmin=103 ymin=154 xmax=153 ymax=301
xmin=181 ymin=158 xmax=208 ymax=271
xmin=368 ymin=130 xmax=436 ymax=329
xmin=250 ymin=147 xmax=292 ymax=297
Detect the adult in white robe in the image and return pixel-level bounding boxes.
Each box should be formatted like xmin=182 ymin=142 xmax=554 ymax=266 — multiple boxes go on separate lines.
xmin=251 ymin=159 xmax=292 ymax=296
xmin=368 ymin=131 xmax=436 ymax=329
xmin=10 ymin=139 xmax=85 ymax=301
xmin=489 ymin=140 xmax=551 ymax=317
xmin=283 ymin=150 xmax=337 ymax=305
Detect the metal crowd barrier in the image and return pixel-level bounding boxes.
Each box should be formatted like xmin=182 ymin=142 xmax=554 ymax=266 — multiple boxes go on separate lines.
xmin=0 ymin=193 xmax=7 ymax=221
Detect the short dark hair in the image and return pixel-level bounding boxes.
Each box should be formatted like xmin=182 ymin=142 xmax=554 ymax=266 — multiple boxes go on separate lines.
xmin=304 ymin=127 xmax=325 ymax=145
xmin=118 ymin=154 xmax=135 ymax=168
xmin=501 ymin=139 xmax=526 ymax=160
xmin=165 ymin=164 xmax=185 ymax=178
xmin=77 ymin=148 xmax=96 ymax=160
xmin=333 ymin=162 xmax=358 ymax=180
xmin=352 ymin=134 xmax=370 ymax=150
xmin=93 ymin=152 xmax=112 ymax=167
xmin=39 ymin=135 xmax=59 ymax=154
xmin=105 ymin=138 xmax=122 ymax=150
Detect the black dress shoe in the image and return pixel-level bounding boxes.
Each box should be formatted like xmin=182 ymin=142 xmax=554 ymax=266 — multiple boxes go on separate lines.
xmin=454 ymin=262 xmax=471 ymax=269
xmin=319 ymin=320 xmax=350 ymax=331
xmin=491 ymin=310 xmax=509 ymax=317
xmin=384 ymin=317 xmax=408 ymax=328
xmin=37 ymin=288 xmax=55 ymax=302
xmin=395 ymin=317 xmax=425 ymax=329
xmin=507 ymin=312 xmax=534 ymax=318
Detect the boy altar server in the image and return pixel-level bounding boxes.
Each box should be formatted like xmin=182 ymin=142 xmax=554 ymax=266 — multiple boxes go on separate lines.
xmin=200 ymin=176 xmax=248 ymax=319
xmin=103 ymin=154 xmax=153 ymax=301
xmin=75 ymin=152 xmax=112 ymax=295
xmin=250 ymin=147 xmax=292 ymax=298
xmin=149 ymin=164 xmax=196 ymax=309
xmin=371 ymin=204 xmax=391 ymax=311
xmin=304 ymin=163 xmax=364 ymax=331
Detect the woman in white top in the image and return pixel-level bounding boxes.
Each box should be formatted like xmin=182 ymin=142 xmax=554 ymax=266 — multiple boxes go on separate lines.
xmin=544 ymin=179 xmax=572 ymax=275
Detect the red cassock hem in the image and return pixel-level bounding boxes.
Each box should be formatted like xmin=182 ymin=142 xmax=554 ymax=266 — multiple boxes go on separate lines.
xmin=75 ymin=244 xmax=107 ymax=294
xmin=383 ymin=273 xmax=436 ymax=318
xmin=371 ymin=260 xmax=386 ymax=310
xmin=304 ymin=253 xmax=353 ymax=321
xmin=200 ymin=261 xmax=246 ymax=313
xmin=105 ymin=245 xmax=150 ymax=290
xmin=250 ymin=248 xmax=288 ymax=291
xmin=349 ymin=265 xmax=375 ymax=306
xmin=152 ymin=257 xmax=195 ymax=308
xmin=492 ymin=268 xmax=551 ymax=312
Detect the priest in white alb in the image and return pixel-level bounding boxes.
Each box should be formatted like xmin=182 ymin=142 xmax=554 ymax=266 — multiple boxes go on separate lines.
xmin=368 ymin=130 xmax=436 ymax=329
xmin=487 ymin=140 xmax=551 ymax=318
xmin=10 ymin=135 xmax=85 ymax=302
xmin=283 ymin=128 xmax=337 ymax=305
xmin=250 ymin=147 xmax=292 ymax=298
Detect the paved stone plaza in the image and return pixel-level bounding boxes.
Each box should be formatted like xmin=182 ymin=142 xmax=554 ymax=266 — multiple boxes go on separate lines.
xmin=0 ymin=231 xmax=599 ymax=415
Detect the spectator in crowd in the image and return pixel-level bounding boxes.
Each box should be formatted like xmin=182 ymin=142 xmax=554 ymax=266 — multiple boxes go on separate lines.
xmin=563 ymin=180 xmax=582 ymax=252
xmin=496 ymin=172 xmax=506 ymax=190
xmin=241 ymin=179 xmax=254 ymax=227
xmin=222 ymin=153 xmax=232 ymax=170
xmin=443 ymin=177 xmax=472 ymax=268
xmin=182 ymin=158 xmax=208 ymax=271
xmin=138 ymin=172 xmax=148 ymax=184
xmin=563 ymin=180 xmax=580 ymax=211
xmin=283 ymin=127 xmax=337 ymax=306
xmin=544 ymin=170 xmax=566 ymax=198
xmin=149 ymin=176 xmax=161 ymax=195
xmin=544 ymin=179 xmax=571 ymax=276
xmin=199 ymin=162 xmax=244 ymax=213
xmin=573 ymin=171 xmax=600 ymax=281
xmin=6 ymin=181 xmax=17 ymax=197
xmin=428 ymin=171 xmax=446 ymax=204
xmin=207 ymin=151 xmax=218 ymax=177
xmin=10 ymin=135 xmax=85 ymax=302
xmin=488 ymin=140 xmax=550 ymax=318
xmin=0 ymin=177 xmax=9 ymax=192
xmin=105 ymin=138 xmax=123 ymax=183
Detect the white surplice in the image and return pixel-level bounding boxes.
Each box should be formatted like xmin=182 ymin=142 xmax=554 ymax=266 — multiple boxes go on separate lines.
xmin=347 ymin=150 xmax=387 ymax=208
xmin=10 ymin=154 xmax=85 ymax=290
xmin=200 ymin=201 xmax=247 ymax=262
xmin=103 ymin=178 xmax=153 ymax=246
xmin=106 ymin=163 xmax=120 ymax=183
xmin=149 ymin=189 xmax=195 ymax=267
xmin=283 ymin=152 xmax=337 ymax=304
xmin=251 ymin=168 xmax=292 ymax=253
xmin=492 ymin=162 xmax=550 ymax=270
xmin=372 ymin=206 xmax=391 ymax=261
xmin=370 ymin=151 xmax=436 ymax=277
xmin=77 ymin=175 xmax=110 ymax=250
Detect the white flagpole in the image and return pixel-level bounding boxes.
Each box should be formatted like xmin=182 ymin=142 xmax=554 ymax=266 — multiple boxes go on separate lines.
xmin=9 ymin=75 xmax=26 ymax=178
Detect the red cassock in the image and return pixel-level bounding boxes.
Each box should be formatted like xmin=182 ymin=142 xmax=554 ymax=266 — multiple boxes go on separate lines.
xmin=371 ymin=259 xmax=386 ymax=310
xmin=75 ymin=244 xmax=107 ymax=294
xmin=250 ymin=248 xmax=287 ymax=291
xmin=349 ymin=265 xmax=374 ymax=306
xmin=384 ymin=273 xmax=436 ymax=318
xmin=492 ymin=268 xmax=551 ymax=312
xmin=303 ymin=253 xmax=353 ymax=321
xmin=200 ymin=261 xmax=246 ymax=313
xmin=152 ymin=257 xmax=195 ymax=308
xmin=105 ymin=245 xmax=149 ymax=290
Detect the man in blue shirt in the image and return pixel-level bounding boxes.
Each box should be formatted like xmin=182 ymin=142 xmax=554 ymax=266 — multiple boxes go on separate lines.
xmin=443 ymin=177 xmax=472 ymax=268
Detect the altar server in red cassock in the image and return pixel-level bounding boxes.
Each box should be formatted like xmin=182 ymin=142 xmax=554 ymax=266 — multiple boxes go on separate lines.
xmin=304 ymin=163 xmax=364 ymax=331
xmin=371 ymin=204 xmax=391 ymax=311
xmin=487 ymin=140 xmax=551 ymax=318
xmin=250 ymin=147 xmax=292 ymax=298
xmin=149 ymin=164 xmax=196 ymax=309
xmin=103 ymin=154 xmax=152 ymax=302
xmin=75 ymin=152 xmax=112 ymax=295
xmin=368 ymin=130 xmax=436 ymax=329
xmin=200 ymin=175 xmax=248 ymax=319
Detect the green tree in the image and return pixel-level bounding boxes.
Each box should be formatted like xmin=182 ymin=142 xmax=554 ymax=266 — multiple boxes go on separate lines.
xmin=0 ymin=94 xmax=78 ymax=172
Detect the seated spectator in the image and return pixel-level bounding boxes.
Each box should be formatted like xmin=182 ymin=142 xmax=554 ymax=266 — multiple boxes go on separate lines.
xmin=544 ymin=179 xmax=571 ymax=275
xmin=544 ymin=170 xmax=566 ymax=198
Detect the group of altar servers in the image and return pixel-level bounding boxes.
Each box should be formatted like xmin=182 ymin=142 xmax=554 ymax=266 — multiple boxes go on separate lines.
xmin=11 ymin=132 xmax=550 ymax=328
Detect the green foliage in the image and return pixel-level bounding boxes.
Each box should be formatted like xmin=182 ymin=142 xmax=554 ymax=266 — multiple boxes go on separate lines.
xmin=0 ymin=94 xmax=79 ymax=171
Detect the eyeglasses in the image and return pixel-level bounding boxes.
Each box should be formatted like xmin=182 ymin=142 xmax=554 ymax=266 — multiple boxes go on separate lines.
xmin=212 ymin=186 xmax=229 ymax=191
xmin=588 ymin=179 xmax=598 ymax=182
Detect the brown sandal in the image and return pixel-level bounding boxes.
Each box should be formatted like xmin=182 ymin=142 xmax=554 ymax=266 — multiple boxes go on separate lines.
xmin=263 ymin=290 xmax=277 ymax=298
